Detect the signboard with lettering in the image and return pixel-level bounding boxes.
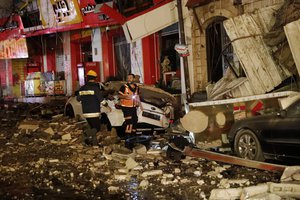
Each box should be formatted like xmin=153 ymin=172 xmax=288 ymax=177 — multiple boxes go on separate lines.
xmin=38 ymin=0 xmax=83 ymax=27
xmin=0 ymin=38 xmax=28 ymax=59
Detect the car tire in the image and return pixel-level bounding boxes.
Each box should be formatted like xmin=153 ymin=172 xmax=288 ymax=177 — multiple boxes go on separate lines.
xmin=234 ymin=129 xmax=265 ymax=162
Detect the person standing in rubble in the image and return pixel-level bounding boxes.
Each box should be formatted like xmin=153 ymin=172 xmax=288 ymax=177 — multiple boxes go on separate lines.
xmin=77 ymin=70 xmax=104 ymax=132
xmin=118 ymin=73 xmax=141 ymax=136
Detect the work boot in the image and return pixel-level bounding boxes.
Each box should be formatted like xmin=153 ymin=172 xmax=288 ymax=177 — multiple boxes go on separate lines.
xmin=83 ymin=128 xmax=98 ymax=146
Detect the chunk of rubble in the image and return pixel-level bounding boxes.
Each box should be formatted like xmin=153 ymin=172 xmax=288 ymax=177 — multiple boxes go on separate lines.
xmin=142 ymin=170 xmax=163 ymax=177
xmin=209 ymin=188 xmax=243 ymax=200
xmin=240 ymin=184 xmax=269 ymax=199
xmin=108 ymin=186 xmax=120 ymax=193
xmin=280 ymin=166 xmax=300 ymax=183
xmin=246 ymin=193 xmax=281 ymax=200
xmin=44 ymin=127 xmax=55 ymax=135
xmin=133 ymin=144 xmax=147 ymax=155
xmin=125 ymin=157 xmax=138 ymax=170
xmin=139 ymin=180 xmax=149 ymax=189
xmin=269 ymin=182 xmax=300 ymax=198
xmin=62 ymin=133 xmax=72 ymax=140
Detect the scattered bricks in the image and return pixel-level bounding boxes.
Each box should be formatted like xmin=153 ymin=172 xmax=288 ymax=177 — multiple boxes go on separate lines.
xmin=125 ymin=157 xmax=138 ymax=170
xmin=269 ymin=183 xmax=300 ymax=198
xmin=142 ymin=170 xmax=163 ymax=177
xmin=209 ymin=188 xmax=243 ymax=200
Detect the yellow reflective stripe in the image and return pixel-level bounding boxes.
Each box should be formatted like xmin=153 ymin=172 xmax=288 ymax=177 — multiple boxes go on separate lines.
xmin=83 ymin=112 xmax=100 ymax=118
xmin=79 ymin=90 xmax=95 ymax=95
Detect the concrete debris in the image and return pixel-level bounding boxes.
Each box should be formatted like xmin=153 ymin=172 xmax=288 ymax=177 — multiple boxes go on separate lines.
xmin=133 ymin=144 xmax=147 ymax=155
xmin=0 ymin=101 xmax=299 ymax=199
xmin=142 ymin=170 xmax=163 ymax=177
xmin=246 ymin=193 xmax=281 ymax=200
xmin=269 ymin=183 xmax=300 ymax=198
xmin=280 ymin=166 xmax=300 ymax=183
xmin=139 ymin=180 xmax=149 ymax=189
xmin=209 ymin=188 xmax=243 ymax=200
xmin=61 ymin=133 xmax=72 ymax=140
xmin=44 ymin=127 xmax=55 ymax=135
xmin=125 ymin=157 xmax=138 ymax=170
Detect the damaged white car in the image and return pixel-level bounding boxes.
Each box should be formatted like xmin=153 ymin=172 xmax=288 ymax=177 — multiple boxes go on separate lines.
xmin=65 ymin=81 xmax=176 ymax=135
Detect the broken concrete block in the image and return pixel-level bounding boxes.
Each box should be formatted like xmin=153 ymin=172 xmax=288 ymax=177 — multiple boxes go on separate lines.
xmin=174 ymin=168 xmax=181 ymax=174
xmin=44 ymin=127 xmax=55 ymax=135
xmin=62 ymin=133 xmax=72 ymax=140
xmin=125 ymin=157 xmax=138 ymax=170
xmin=209 ymin=188 xmax=243 ymax=200
xmin=194 ymin=170 xmax=202 ymax=177
xmin=49 ymin=159 xmax=59 ymax=163
xmin=246 ymin=193 xmax=281 ymax=200
xmin=269 ymin=182 xmax=300 ymax=198
xmin=142 ymin=170 xmax=163 ymax=177
xmin=108 ymin=186 xmax=120 ymax=193
xmin=114 ymin=174 xmax=129 ymax=181
xmin=281 ymin=166 xmax=300 ymax=183
xmin=18 ymin=123 xmax=39 ymax=131
xmin=133 ymin=144 xmax=147 ymax=155
xmin=241 ymin=184 xmax=269 ymax=199
xmin=139 ymin=180 xmax=149 ymax=188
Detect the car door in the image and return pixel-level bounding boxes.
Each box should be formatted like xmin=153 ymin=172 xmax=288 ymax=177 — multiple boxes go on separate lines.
xmin=270 ymin=100 xmax=300 ymax=160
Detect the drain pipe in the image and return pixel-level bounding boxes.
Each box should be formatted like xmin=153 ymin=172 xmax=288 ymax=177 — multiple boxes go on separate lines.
xmin=177 ymin=0 xmax=191 ymax=106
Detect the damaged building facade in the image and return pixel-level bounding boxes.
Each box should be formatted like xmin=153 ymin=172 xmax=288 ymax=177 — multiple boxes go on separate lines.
xmin=186 ymin=0 xmax=300 ymax=100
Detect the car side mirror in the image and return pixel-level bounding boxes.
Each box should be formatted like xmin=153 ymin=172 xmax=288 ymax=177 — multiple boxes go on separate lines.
xmin=278 ymin=110 xmax=287 ymax=118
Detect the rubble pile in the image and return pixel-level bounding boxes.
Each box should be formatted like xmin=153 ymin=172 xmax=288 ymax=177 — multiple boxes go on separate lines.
xmin=0 ymin=102 xmax=298 ymax=199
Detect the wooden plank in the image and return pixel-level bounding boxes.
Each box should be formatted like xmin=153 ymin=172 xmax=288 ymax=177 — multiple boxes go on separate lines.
xmin=183 ymin=147 xmax=286 ymax=172
xmin=224 ymin=12 xmax=289 ymax=95
xmin=284 ymin=19 xmax=300 ymax=77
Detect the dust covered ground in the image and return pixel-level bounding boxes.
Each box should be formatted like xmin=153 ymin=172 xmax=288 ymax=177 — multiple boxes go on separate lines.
xmin=0 ymin=102 xmax=282 ymax=200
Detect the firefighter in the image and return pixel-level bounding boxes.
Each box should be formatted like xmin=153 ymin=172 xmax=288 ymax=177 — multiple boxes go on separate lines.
xmin=118 ymin=73 xmax=141 ymax=135
xmin=77 ymin=70 xmax=104 ymax=132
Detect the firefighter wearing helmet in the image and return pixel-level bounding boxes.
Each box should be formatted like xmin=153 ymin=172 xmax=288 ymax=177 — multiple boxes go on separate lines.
xmin=77 ymin=70 xmax=104 ymax=138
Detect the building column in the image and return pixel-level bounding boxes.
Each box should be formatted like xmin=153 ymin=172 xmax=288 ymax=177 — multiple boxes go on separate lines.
xmin=101 ymin=31 xmax=114 ymax=80
xmin=142 ymin=34 xmax=158 ymax=85
xmin=63 ymin=31 xmax=72 ymax=96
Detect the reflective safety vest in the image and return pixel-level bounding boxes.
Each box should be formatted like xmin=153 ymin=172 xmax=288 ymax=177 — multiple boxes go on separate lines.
xmin=119 ymin=84 xmax=139 ymax=107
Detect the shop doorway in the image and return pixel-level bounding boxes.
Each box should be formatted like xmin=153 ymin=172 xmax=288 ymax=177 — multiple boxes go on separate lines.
xmin=114 ymin=35 xmax=131 ymax=81
xmin=160 ymin=23 xmax=180 ymax=90
xmin=206 ymin=17 xmax=236 ymax=83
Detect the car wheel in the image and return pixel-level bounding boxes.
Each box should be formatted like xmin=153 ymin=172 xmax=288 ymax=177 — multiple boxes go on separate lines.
xmin=234 ymin=129 xmax=264 ymax=161
xmin=65 ymin=104 xmax=75 ymax=118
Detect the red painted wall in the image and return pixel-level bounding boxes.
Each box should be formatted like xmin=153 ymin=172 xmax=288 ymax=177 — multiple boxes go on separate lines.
xmin=142 ymin=34 xmax=159 ymax=85
xmin=71 ymin=42 xmax=81 ymax=92
xmin=46 ymin=50 xmax=56 ymax=72
xmin=102 ymin=31 xmax=114 ymax=80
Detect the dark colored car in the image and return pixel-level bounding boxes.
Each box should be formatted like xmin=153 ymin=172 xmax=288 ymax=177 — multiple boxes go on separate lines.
xmin=228 ymin=99 xmax=300 ymax=163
